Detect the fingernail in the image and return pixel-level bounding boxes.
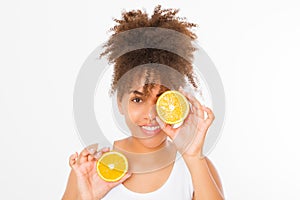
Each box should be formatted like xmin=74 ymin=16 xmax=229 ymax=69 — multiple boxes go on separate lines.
xmin=88 ymin=148 xmax=96 ymax=154
xmin=94 ymin=151 xmax=102 ymax=159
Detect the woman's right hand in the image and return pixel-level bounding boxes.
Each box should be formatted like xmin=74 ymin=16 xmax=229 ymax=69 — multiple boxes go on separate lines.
xmin=69 ymin=146 xmax=131 ymax=200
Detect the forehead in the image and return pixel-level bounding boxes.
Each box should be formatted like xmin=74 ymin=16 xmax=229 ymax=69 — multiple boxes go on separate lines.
xmin=116 ymin=65 xmax=186 ymax=100
xmin=129 ymin=84 xmax=168 ymax=95
xmin=129 ymin=73 xmax=162 ymax=90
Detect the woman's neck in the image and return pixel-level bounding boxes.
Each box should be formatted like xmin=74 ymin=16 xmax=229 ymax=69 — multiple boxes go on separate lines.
xmin=113 ymin=137 xmax=177 ymax=173
xmin=127 ymin=136 xmax=169 ymax=153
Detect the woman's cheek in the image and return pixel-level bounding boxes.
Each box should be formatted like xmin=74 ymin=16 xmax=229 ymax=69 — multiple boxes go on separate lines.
xmin=128 ymin=107 xmax=142 ymax=123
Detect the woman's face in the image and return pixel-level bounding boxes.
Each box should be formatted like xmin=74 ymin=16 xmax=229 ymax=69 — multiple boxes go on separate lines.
xmin=118 ymin=84 xmax=168 ymax=149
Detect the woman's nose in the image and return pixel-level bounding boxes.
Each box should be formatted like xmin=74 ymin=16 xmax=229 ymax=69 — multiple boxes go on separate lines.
xmin=144 ymin=104 xmax=157 ymax=122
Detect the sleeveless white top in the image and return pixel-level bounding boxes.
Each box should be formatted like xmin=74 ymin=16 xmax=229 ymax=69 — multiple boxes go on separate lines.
xmin=101 ymin=154 xmax=194 ymax=200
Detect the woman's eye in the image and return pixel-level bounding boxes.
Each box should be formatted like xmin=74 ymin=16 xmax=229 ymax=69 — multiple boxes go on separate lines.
xmin=132 ymin=98 xmax=143 ymax=103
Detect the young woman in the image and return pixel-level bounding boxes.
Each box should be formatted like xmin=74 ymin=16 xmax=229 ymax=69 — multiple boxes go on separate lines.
xmin=63 ymin=5 xmax=224 ymax=200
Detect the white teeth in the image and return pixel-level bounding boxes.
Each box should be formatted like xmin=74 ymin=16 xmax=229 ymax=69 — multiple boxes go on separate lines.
xmin=142 ymin=126 xmax=160 ymax=131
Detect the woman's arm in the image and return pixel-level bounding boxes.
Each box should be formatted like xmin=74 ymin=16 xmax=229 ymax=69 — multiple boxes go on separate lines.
xmin=205 ymin=157 xmax=223 ymax=194
xmin=156 ymin=89 xmax=224 ymax=199
xmin=183 ymin=156 xmax=224 ymax=200
xmin=62 ymin=170 xmax=79 ymax=200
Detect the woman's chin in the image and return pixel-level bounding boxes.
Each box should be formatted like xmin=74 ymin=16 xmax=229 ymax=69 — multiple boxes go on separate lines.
xmin=138 ymin=135 xmax=167 ymax=149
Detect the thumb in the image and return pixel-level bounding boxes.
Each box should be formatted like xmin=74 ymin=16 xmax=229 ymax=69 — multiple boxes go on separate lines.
xmin=155 ymin=116 xmax=166 ymax=129
xmin=120 ymin=172 xmax=132 ymax=182
xmin=156 ymin=116 xmax=166 ymax=130
xmin=110 ymin=172 xmax=132 ymax=187
xmin=156 ymin=116 xmax=175 ymax=139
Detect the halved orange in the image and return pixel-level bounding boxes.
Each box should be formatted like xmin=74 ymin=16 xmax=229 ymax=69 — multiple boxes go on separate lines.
xmin=96 ymin=151 xmax=128 ymax=182
xmin=156 ymin=90 xmax=190 ymax=125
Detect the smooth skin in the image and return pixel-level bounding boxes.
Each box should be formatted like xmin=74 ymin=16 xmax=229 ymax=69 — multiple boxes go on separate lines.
xmin=156 ymin=89 xmax=224 ymax=199
xmin=63 ymin=147 xmax=131 ymax=200
xmin=62 ymin=86 xmax=224 ymax=200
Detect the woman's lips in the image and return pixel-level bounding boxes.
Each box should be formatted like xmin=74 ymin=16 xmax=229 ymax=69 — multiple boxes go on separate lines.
xmin=140 ymin=125 xmax=161 ymax=136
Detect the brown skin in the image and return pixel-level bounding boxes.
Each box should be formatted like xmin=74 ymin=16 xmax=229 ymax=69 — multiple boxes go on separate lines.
xmin=115 ymin=86 xmax=224 ymax=198
xmin=62 ymin=86 xmax=224 ymax=199
xmin=156 ymin=89 xmax=224 ymax=199
xmin=63 ymin=5 xmax=224 ymax=199
xmin=62 ymin=147 xmax=132 ymax=200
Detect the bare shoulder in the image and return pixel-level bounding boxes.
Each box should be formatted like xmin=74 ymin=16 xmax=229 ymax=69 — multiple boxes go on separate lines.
xmin=113 ymin=137 xmax=130 ymax=150
xmin=204 ymin=157 xmax=224 ymax=195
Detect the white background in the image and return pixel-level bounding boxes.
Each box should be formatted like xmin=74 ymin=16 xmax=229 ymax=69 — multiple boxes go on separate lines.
xmin=1 ymin=0 xmax=300 ymax=199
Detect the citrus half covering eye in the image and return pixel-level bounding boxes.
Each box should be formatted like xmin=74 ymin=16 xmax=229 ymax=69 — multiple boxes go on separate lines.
xmin=156 ymin=90 xmax=190 ymax=125
xmin=96 ymin=151 xmax=128 ymax=182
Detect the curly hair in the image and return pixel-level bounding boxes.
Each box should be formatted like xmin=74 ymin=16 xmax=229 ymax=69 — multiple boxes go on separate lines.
xmin=100 ymin=5 xmax=199 ymax=100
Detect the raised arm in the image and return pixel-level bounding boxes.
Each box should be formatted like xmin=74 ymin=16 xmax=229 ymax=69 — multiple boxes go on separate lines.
xmin=156 ymin=89 xmax=224 ymax=199
xmin=184 ymin=156 xmax=224 ymax=200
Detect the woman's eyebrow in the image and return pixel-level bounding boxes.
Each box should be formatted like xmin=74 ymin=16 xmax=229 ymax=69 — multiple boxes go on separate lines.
xmin=130 ymin=90 xmax=144 ymax=96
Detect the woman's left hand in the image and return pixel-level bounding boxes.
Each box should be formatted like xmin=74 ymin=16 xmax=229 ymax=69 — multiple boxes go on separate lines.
xmin=156 ymin=89 xmax=215 ymax=158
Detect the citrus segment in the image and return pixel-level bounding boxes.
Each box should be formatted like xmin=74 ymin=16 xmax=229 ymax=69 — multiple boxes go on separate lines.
xmin=156 ymin=90 xmax=189 ymax=124
xmin=96 ymin=151 xmax=128 ymax=182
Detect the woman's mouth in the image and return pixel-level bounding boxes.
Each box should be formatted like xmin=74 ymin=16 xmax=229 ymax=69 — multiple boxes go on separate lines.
xmin=140 ymin=125 xmax=161 ymax=136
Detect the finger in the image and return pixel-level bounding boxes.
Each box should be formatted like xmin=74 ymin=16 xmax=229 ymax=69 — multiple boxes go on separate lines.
xmin=78 ymin=148 xmax=91 ymax=164
xmin=179 ymin=90 xmax=202 ymax=109
xmin=94 ymin=147 xmax=110 ymax=159
xmin=156 ymin=116 xmax=166 ymax=130
xmin=101 ymin=147 xmax=110 ymax=153
xmin=111 ymin=172 xmax=132 ymax=186
xmin=86 ymin=143 xmax=98 ymax=154
xmin=156 ymin=116 xmax=176 ymax=139
xmin=178 ymin=87 xmax=188 ymax=96
xmin=81 ymin=148 xmax=91 ymax=156
xmin=179 ymin=89 xmax=190 ymax=109
xmin=88 ymin=154 xmax=96 ymax=162
xmin=203 ymin=106 xmax=215 ymax=125
xmin=182 ymin=111 xmax=192 ymax=126
xmin=69 ymin=152 xmax=78 ymax=168
xmin=94 ymin=152 xmax=102 ymax=159
xmin=182 ymin=91 xmax=204 ymax=119
xmin=180 ymin=89 xmax=204 ymax=119
xmin=120 ymin=172 xmax=132 ymax=182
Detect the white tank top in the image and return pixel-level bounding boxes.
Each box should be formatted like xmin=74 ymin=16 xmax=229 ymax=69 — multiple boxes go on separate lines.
xmin=101 ymin=153 xmax=194 ymax=200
